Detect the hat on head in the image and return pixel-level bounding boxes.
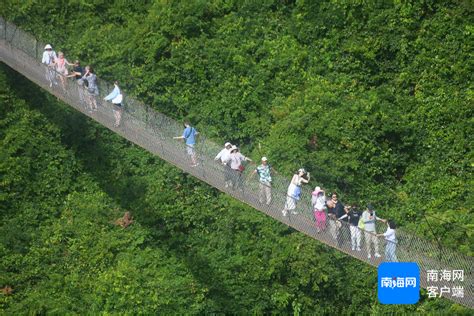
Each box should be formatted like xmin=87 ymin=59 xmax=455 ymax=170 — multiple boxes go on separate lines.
xmin=298 ymin=168 xmax=306 ymax=174
xmin=230 ymin=145 xmax=238 ymax=152
xmin=261 ymin=157 xmax=268 ymax=161
xmin=367 ymin=204 xmax=374 ymax=211
xmin=312 ymin=186 xmax=322 ymax=196
xmin=224 ymin=142 xmax=231 ymax=147
xmin=44 ymin=44 xmax=52 ymax=50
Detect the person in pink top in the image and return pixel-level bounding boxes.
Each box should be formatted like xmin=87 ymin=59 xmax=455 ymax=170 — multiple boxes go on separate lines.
xmin=224 ymin=146 xmax=252 ymax=190
xmin=55 ymin=51 xmax=73 ymax=90
xmin=311 ymin=186 xmax=327 ymax=233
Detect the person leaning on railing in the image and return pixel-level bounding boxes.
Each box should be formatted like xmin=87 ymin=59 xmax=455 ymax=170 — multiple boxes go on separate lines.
xmin=54 ymin=51 xmax=73 ymax=91
xmin=377 ymin=219 xmax=398 ymax=262
xmin=66 ymin=60 xmax=86 ymax=103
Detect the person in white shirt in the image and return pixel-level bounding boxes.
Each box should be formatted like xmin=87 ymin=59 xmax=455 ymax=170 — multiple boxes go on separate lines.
xmin=41 ymin=44 xmax=57 ymax=87
xmin=311 ymin=186 xmax=326 ymax=232
xmin=215 ymin=142 xmax=233 ymax=187
xmin=224 ymin=146 xmax=251 ymax=190
xmin=377 ymin=220 xmax=398 ymax=262
xmin=361 ymin=204 xmax=383 ymax=259
xmin=104 ymin=81 xmax=124 ymax=127
xmin=282 ymin=168 xmax=310 ymax=216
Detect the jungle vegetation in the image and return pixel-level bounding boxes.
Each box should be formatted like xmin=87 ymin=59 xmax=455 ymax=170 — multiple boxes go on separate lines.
xmin=1 ymin=0 xmax=472 ymax=313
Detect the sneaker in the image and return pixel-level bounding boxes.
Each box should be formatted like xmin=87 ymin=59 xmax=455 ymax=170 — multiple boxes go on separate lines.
xmin=225 ymin=183 xmax=229 ymax=188
xmin=357 ymin=247 xmax=361 ymax=251
xmin=282 ymin=210 xmax=288 ymax=217
xmin=291 ymin=211 xmax=298 ymax=215
xmin=367 ymin=254 xmax=371 ymax=259
xmin=375 ymin=253 xmax=381 ymax=258
xmin=351 ymin=246 xmax=355 ymax=251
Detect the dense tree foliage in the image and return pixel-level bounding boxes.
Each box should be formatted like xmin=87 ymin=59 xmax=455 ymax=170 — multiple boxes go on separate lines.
xmin=1 ymin=0 xmax=472 ymax=313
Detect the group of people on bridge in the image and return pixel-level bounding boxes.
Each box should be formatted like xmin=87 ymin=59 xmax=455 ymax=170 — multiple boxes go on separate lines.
xmin=41 ymin=44 xmax=123 ymax=127
xmin=41 ymin=43 xmax=398 ymax=264
xmin=211 ymin=141 xmax=398 ymax=263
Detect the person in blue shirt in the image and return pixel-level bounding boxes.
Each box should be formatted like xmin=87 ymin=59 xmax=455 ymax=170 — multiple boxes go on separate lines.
xmin=174 ymin=121 xmax=199 ymax=166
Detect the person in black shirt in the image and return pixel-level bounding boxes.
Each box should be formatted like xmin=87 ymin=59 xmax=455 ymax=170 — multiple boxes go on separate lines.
xmin=67 ymin=60 xmax=84 ymax=80
xmin=338 ymin=205 xmax=351 ymax=248
xmin=68 ymin=60 xmax=86 ymax=104
xmin=327 ymin=192 xmax=345 ymax=246
xmin=340 ymin=204 xmax=362 ymax=251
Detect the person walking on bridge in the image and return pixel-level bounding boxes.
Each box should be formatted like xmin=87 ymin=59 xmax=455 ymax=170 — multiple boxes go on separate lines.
xmin=174 ymin=121 xmax=199 ymax=167
xmin=104 ymin=81 xmax=124 ymax=127
xmin=362 ymin=204 xmax=382 ymax=259
xmin=327 ymin=192 xmax=345 ymax=245
xmin=282 ymin=168 xmax=310 ymax=216
xmin=224 ymin=146 xmax=252 ymax=190
xmin=215 ymin=142 xmax=233 ymax=187
xmin=311 ymin=186 xmax=327 ymax=233
xmin=347 ymin=204 xmax=362 ymax=251
xmin=41 ymin=44 xmax=57 ymax=87
xmin=251 ymin=156 xmax=274 ymax=205
xmin=82 ymin=65 xmax=99 ymax=112
xmin=54 ymin=51 xmax=73 ymax=90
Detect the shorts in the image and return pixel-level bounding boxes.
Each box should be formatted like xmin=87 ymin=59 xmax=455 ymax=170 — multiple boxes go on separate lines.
xmin=186 ymin=144 xmax=195 ymax=156
xmin=87 ymin=87 xmax=99 ymax=96
xmin=113 ymin=103 xmax=123 ymax=111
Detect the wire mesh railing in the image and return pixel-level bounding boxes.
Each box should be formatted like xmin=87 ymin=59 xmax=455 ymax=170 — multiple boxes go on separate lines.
xmin=0 ymin=17 xmax=472 ymax=309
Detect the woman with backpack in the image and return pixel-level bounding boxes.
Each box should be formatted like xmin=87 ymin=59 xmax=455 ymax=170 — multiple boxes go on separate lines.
xmin=282 ymin=168 xmax=310 ymax=216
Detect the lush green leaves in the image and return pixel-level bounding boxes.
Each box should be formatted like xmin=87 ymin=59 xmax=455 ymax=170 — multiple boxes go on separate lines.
xmin=1 ymin=0 xmax=472 ymax=313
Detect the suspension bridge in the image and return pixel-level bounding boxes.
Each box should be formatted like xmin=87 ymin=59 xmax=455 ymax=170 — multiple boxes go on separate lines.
xmin=0 ymin=18 xmax=472 ymax=308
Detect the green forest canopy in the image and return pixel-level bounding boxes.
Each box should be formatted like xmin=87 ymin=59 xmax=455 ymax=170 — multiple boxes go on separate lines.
xmin=1 ymin=0 xmax=472 ymax=314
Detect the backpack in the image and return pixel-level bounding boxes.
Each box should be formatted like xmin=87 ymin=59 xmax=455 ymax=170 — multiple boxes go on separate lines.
xmin=184 ymin=127 xmax=196 ymax=140
xmin=358 ymin=218 xmax=365 ymax=230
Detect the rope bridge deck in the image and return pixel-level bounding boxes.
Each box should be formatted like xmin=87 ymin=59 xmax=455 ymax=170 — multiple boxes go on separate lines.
xmin=0 ymin=17 xmax=472 ymax=309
